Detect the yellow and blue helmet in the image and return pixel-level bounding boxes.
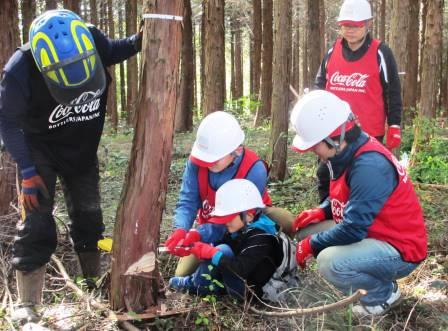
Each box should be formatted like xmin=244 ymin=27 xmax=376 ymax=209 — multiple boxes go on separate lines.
xmin=29 ymin=9 xmax=106 ymax=106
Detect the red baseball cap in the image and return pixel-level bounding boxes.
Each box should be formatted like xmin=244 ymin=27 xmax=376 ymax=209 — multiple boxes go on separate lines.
xmin=338 ymin=20 xmax=366 ymax=27
xmin=189 ymin=155 xmax=219 ymax=168
xmin=208 ymin=212 xmax=239 ymax=225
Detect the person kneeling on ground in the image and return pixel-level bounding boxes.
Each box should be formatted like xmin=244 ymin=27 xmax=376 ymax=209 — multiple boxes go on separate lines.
xmin=289 ymin=90 xmax=427 ymax=316
xmin=165 ymin=111 xmax=294 ymax=278
xmin=169 ymin=179 xmax=298 ymax=302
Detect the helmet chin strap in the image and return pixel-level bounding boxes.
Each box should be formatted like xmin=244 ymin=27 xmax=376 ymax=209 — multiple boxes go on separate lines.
xmin=324 ymin=122 xmax=347 ymax=154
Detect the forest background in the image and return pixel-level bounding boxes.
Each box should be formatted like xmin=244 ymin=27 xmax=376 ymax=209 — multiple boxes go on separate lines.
xmin=0 ymin=0 xmax=447 ymax=330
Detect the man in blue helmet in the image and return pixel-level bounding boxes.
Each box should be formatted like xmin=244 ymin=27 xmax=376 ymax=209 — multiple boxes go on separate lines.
xmin=0 ymin=9 xmax=141 ymax=322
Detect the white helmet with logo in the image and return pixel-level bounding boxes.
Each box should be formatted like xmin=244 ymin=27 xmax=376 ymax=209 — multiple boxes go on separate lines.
xmin=211 ymin=179 xmax=265 ymax=221
xmin=338 ymin=0 xmax=373 ymax=23
xmin=290 ymin=90 xmax=352 ymax=152
xmin=190 ymin=111 xmax=245 ymax=166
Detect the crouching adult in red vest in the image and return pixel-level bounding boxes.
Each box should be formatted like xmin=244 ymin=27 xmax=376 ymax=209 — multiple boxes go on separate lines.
xmin=290 ymin=90 xmax=427 ymax=316
xmin=165 ymin=111 xmax=294 ymax=276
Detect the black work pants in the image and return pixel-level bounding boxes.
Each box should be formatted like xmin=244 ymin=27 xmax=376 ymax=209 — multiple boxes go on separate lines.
xmin=12 ymin=150 xmax=104 ymax=272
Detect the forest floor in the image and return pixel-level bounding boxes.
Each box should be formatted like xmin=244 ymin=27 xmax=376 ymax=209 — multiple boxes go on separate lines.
xmin=1 ymin=115 xmax=447 ymax=330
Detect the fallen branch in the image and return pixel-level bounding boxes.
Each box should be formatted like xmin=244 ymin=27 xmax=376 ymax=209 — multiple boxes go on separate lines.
xmin=249 ymin=289 xmax=367 ymax=316
xmin=415 ymin=182 xmax=448 ymax=190
xmin=50 ymin=255 xmax=118 ymax=320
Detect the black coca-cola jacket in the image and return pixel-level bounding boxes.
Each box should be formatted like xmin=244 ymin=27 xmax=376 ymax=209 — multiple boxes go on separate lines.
xmin=314 ymin=33 xmax=402 ymax=128
xmin=0 ymin=26 xmax=139 ymax=175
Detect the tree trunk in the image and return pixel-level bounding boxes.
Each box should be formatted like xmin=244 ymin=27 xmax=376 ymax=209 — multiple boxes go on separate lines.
xmin=403 ymin=0 xmax=420 ymax=124
xmin=379 ymin=0 xmax=386 ymax=41
xmin=0 ymin=0 xmax=20 ymax=215
xmin=106 ymin=0 xmax=118 ymax=131
xmin=301 ymin=0 xmax=308 ymax=92
xmin=269 ymin=0 xmax=291 ymax=181
xmin=202 ymin=0 xmax=226 ymax=115
xmin=389 ymin=0 xmax=409 ymax=108
xmin=410 ymin=0 xmax=442 ymax=166
xmin=110 ymin=0 xmax=183 ymax=311
xmin=175 ymin=0 xmax=194 ymax=132
xmin=230 ymin=25 xmax=236 ymax=98
xmin=90 ymin=0 xmax=98 ymax=26
xmin=418 ymin=0 xmax=428 ymax=103
xmin=319 ymin=0 xmax=325 ymax=58
xmin=305 ymin=0 xmax=321 ymax=88
xmin=118 ymin=1 xmax=127 ymax=119
xmin=126 ymin=0 xmax=138 ymax=125
xmin=292 ymin=1 xmax=300 ymax=91
xmin=252 ymin=0 xmax=262 ymax=99
xmin=234 ymin=20 xmax=243 ymax=99
xmin=21 ymin=0 xmax=35 ymax=44
xmin=254 ymin=0 xmax=273 ymax=126
xmin=46 ymin=0 xmax=57 ymax=10
xmin=64 ymin=0 xmax=80 ymax=13
xmin=200 ymin=3 xmax=205 ymax=113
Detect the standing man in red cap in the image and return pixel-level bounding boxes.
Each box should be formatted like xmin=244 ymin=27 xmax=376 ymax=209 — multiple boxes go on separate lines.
xmin=314 ymin=0 xmax=402 ymax=202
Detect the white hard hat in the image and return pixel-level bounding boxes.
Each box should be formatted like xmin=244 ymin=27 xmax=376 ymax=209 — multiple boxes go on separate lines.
xmin=209 ymin=179 xmax=265 ymax=224
xmin=338 ymin=0 xmax=372 ymax=23
xmin=190 ymin=111 xmax=245 ymax=167
xmin=290 ymin=90 xmax=352 ymax=152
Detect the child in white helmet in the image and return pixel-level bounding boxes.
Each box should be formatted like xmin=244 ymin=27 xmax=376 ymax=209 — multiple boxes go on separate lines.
xmin=290 ymin=90 xmax=426 ymax=316
xmin=314 ymin=0 xmax=402 ymax=202
xmin=165 ymin=111 xmax=294 ymax=276
xmin=169 ymin=179 xmax=298 ymax=301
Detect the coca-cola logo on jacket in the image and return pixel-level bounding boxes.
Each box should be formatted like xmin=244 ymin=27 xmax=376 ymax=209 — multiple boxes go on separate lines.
xmin=331 ymin=199 xmax=347 ymax=223
xmin=329 ymin=72 xmax=369 ymax=88
xmin=200 ymin=199 xmax=214 ymax=219
xmin=48 ymin=90 xmax=102 ymax=129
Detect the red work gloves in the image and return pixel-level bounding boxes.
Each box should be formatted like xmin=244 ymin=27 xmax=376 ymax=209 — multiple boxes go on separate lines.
xmin=386 ymin=125 xmax=401 ymax=150
xmin=21 ymin=175 xmax=49 ymax=211
xmin=165 ymin=229 xmax=186 ymax=252
xmin=183 ymin=230 xmax=201 ymax=246
xmin=293 ymin=208 xmax=325 ymax=232
xmin=296 ymin=236 xmax=314 ymax=270
xmin=190 ymin=242 xmax=220 ymax=260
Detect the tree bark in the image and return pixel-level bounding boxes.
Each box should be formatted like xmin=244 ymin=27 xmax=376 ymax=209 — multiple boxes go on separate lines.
xmin=410 ymin=0 xmax=442 ymax=165
xmin=389 ymin=0 xmax=409 ymax=114
xmin=106 ymin=0 xmax=118 ymax=131
xmin=202 ymin=0 xmax=226 ymax=115
xmin=118 ymin=1 xmax=127 ymax=119
xmin=0 ymin=0 xmax=20 ymax=215
xmin=403 ymin=0 xmax=420 ymax=124
xmin=90 ymin=0 xmax=98 ymax=26
xmin=64 ymin=0 xmax=81 ymax=13
xmin=234 ymin=20 xmax=243 ymax=99
xmin=254 ymin=0 xmax=273 ymax=126
xmin=175 ymin=0 xmax=194 ymax=132
xmin=292 ymin=0 xmax=300 ymax=91
xmin=379 ymin=0 xmax=386 ymax=41
xmin=305 ymin=0 xmax=321 ymax=88
xmin=251 ymin=0 xmax=262 ymax=99
xmin=21 ymin=0 xmax=35 ymax=44
xmin=110 ymin=0 xmax=183 ymax=311
xmin=46 ymin=0 xmax=58 ymax=10
xmin=126 ymin=0 xmax=138 ymax=125
xmin=269 ymin=0 xmax=291 ymax=181
xmin=301 ymin=0 xmax=308 ymax=93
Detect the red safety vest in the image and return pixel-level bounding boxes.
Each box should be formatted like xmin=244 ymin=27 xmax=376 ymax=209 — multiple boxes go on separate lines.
xmin=329 ymin=137 xmax=427 ymax=263
xmin=197 ymin=148 xmax=272 ymax=224
xmin=326 ymin=38 xmax=386 ymax=137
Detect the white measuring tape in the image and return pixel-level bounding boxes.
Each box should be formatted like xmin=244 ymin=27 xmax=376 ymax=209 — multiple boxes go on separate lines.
xmin=142 ymin=13 xmax=183 ymax=21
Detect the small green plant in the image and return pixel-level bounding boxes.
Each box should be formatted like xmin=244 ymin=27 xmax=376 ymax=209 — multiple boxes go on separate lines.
xmin=195 ymin=312 xmax=209 ymax=327
xmin=410 ymin=136 xmax=448 ymax=184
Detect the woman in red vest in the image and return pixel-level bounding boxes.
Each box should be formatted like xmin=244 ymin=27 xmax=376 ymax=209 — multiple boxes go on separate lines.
xmin=290 ymin=90 xmax=427 ymax=316
xmin=314 ymin=0 xmax=402 ymax=202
